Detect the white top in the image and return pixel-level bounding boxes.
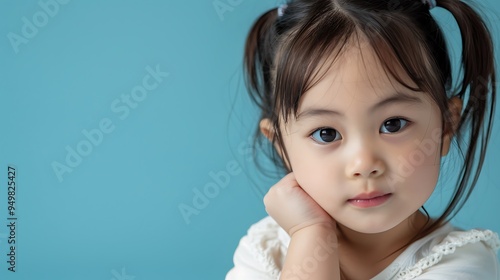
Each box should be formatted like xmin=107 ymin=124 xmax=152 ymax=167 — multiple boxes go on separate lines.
xmin=226 ymin=216 xmax=500 ymax=280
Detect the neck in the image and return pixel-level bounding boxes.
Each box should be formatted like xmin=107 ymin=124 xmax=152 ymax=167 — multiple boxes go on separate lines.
xmin=338 ymin=211 xmax=429 ymax=259
xmin=334 ymin=211 xmax=433 ymax=279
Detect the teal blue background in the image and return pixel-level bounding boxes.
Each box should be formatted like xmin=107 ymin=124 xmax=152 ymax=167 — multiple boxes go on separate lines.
xmin=0 ymin=1 xmax=498 ymax=279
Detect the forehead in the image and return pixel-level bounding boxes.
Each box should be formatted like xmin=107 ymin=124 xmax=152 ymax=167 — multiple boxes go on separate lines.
xmin=298 ymin=40 xmax=423 ymax=111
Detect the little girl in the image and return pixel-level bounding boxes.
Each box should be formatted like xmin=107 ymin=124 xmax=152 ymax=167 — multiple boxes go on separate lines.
xmin=226 ymin=0 xmax=500 ymax=279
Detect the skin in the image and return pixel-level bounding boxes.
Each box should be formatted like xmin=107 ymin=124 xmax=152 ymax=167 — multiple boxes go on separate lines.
xmin=261 ymin=40 xmax=462 ymax=279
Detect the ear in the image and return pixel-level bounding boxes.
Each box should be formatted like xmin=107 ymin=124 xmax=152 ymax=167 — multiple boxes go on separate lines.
xmin=260 ymin=118 xmax=292 ymax=171
xmin=259 ymin=118 xmax=274 ymax=141
xmin=441 ymin=97 xmax=462 ymax=156
xmin=259 ymin=117 xmax=283 ymax=156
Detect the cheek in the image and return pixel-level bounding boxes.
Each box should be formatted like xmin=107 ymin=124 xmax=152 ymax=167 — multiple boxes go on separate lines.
xmin=286 ymin=139 xmax=317 ymax=173
xmin=393 ymin=160 xmax=440 ymax=212
xmin=287 ymin=145 xmax=341 ymax=201
xmin=388 ymin=127 xmax=443 ymax=194
xmin=289 ymin=152 xmax=324 ymax=188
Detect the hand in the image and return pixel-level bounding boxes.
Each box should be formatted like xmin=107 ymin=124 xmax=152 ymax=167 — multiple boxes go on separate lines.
xmin=264 ymin=173 xmax=336 ymax=236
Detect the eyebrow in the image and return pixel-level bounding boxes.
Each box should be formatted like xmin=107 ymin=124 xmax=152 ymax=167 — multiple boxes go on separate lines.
xmin=296 ymin=92 xmax=423 ymax=120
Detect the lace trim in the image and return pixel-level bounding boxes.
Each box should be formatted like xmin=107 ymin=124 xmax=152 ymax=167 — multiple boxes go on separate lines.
xmin=246 ymin=217 xmax=283 ymax=278
xmin=397 ymin=229 xmax=500 ymax=280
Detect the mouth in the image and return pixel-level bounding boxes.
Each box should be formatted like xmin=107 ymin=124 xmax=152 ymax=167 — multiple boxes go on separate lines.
xmin=347 ymin=193 xmax=392 ymax=208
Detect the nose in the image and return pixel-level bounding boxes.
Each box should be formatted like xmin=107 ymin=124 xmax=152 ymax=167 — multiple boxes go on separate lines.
xmin=345 ymin=145 xmax=386 ymax=179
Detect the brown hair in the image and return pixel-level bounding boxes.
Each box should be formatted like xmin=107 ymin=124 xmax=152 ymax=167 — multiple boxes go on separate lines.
xmin=244 ymin=0 xmax=496 ymax=243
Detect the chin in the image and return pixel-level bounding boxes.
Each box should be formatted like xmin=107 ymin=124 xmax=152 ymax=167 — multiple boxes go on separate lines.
xmin=338 ymin=217 xmax=405 ymax=234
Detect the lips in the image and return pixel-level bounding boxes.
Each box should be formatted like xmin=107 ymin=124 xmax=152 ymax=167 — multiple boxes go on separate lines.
xmin=347 ymin=192 xmax=392 ymax=208
xmin=350 ymin=191 xmax=387 ymax=200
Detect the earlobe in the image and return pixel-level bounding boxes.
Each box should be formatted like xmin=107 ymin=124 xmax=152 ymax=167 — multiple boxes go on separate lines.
xmin=441 ymin=134 xmax=451 ymax=156
xmin=260 ymin=118 xmax=274 ymax=141
xmin=441 ymin=97 xmax=463 ymax=156
xmin=260 ymin=118 xmax=291 ymax=171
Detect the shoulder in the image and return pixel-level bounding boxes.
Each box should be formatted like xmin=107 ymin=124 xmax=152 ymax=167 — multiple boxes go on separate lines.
xmin=396 ymin=226 xmax=500 ymax=280
xmin=226 ymin=216 xmax=289 ymax=280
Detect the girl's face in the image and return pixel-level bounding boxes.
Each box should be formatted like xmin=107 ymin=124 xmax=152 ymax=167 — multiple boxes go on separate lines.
xmin=278 ymin=44 xmax=450 ymax=234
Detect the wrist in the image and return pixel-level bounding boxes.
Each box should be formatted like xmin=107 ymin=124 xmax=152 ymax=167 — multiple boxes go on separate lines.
xmin=289 ymin=219 xmax=337 ymax=237
xmin=282 ymin=222 xmax=340 ymax=279
xmin=290 ymin=222 xmax=338 ymax=240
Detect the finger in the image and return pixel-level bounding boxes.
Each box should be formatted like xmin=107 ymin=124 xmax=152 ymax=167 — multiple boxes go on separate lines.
xmin=264 ymin=173 xmax=295 ymax=203
xmin=276 ymin=172 xmax=298 ymax=188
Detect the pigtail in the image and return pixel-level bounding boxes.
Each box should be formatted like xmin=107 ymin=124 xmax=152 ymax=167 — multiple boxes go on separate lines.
xmin=244 ymin=7 xmax=294 ymax=176
xmin=437 ymin=0 xmax=496 ymax=220
xmin=244 ymin=8 xmax=280 ymax=119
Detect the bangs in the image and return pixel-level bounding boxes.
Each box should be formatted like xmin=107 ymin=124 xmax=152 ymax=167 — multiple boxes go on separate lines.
xmin=273 ymin=3 xmax=448 ymax=123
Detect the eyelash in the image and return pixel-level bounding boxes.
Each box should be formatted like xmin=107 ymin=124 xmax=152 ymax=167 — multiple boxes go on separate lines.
xmin=380 ymin=117 xmax=412 ymax=134
xmin=309 ymin=117 xmax=412 ymax=144
xmin=309 ymin=127 xmax=342 ymax=144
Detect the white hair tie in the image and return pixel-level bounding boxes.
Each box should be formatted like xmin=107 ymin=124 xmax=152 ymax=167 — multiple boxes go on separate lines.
xmin=277 ymin=4 xmax=288 ymax=17
xmin=422 ymin=0 xmax=437 ymax=9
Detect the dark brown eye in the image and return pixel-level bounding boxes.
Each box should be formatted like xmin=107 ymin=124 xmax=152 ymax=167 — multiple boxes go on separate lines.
xmin=380 ymin=118 xmax=409 ymax=133
xmin=311 ymin=128 xmax=341 ymax=143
